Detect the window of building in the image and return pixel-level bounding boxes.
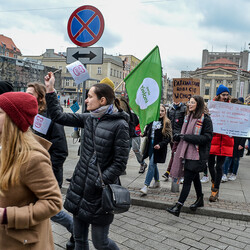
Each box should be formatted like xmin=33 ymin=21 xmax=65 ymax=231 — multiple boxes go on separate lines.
xmin=6 ymin=52 xmax=9 ymax=57
xmin=205 ymin=87 xmax=210 ymax=95
xmin=110 ymin=68 xmax=113 ymax=76
xmin=114 ymin=69 xmax=116 ymax=77
xmin=120 ymin=71 xmax=122 ymax=78
xmin=228 ymin=88 xmax=232 ymax=94
xmin=97 ymin=67 xmax=102 ymax=74
xmin=65 ymin=79 xmax=70 ymax=86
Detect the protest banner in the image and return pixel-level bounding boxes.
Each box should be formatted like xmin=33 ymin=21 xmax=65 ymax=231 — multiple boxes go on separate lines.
xmin=66 ymin=60 xmax=89 ymax=85
xmin=173 ymin=78 xmax=200 ymax=103
xmin=207 ymin=100 xmax=250 ymax=137
xmin=33 ymin=114 xmax=51 ymax=135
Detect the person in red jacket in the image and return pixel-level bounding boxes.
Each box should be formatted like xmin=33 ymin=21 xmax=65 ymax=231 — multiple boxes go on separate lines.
xmin=208 ymin=84 xmax=234 ymax=202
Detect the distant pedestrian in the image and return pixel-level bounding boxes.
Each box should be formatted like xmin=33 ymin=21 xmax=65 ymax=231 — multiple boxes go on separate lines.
xmin=0 ymin=92 xmax=62 ymax=249
xmin=208 ymin=84 xmax=234 ymax=202
xmin=140 ymin=104 xmax=172 ymax=195
xmin=67 ymin=98 xmax=70 ymax=107
xmin=45 ymin=72 xmax=130 ymax=249
xmin=119 ymin=96 xmax=147 ymax=174
xmin=167 ymin=96 xmax=213 ymax=217
xmin=162 ymin=101 xmax=186 ymax=182
xmin=26 ymin=82 xmax=74 ymax=249
xmin=64 ymin=99 xmax=67 ymax=107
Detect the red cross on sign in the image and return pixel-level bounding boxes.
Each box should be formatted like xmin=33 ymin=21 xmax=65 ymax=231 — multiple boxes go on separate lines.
xmin=67 ymin=5 xmax=105 ymax=47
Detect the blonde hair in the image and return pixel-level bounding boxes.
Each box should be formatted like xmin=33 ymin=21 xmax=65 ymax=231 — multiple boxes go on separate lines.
xmin=160 ymin=104 xmax=172 ymax=141
xmin=0 ymin=115 xmax=36 ymax=191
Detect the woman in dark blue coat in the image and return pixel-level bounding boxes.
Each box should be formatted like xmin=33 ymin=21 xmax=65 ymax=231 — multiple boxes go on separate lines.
xmin=45 ymin=73 xmax=130 ymax=250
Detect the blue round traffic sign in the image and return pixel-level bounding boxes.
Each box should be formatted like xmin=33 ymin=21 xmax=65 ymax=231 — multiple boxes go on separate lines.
xmin=67 ymin=5 xmax=104 ymax=47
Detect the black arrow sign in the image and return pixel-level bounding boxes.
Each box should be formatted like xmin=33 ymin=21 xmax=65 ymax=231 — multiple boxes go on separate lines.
xmin=72 ymin=51 xmax=97 ymax=61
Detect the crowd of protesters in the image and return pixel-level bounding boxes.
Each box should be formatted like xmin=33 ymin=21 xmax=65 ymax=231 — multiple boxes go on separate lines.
xmin=0 ymin=78 xmax=250 ymax=249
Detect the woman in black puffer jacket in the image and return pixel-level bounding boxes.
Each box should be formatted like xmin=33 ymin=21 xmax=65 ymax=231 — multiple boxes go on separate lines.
xmin=45 ymin=73 xmax=130 ymax=250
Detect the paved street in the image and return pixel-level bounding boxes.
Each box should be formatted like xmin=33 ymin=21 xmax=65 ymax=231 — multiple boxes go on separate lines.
xmin=53 ymin=203 xmax=250 ymax=250
xmin=52 ymin=111 xmax=250 ymax=249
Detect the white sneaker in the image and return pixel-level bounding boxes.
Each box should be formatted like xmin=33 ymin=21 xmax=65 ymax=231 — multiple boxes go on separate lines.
xmin=180 ymin=178 xmax=184 ymax=184
xmin=140 ymin=185 xmax=148 ymax=195
xmin=221 ymin=174 xmax=228 ymax=183
xmin=228 ymin=174 xmax=236 ymax=181
xmin=200 ymin=176 xmax=209 ymax=183
xmin=150 ymin=181 xmax=160 ymax=188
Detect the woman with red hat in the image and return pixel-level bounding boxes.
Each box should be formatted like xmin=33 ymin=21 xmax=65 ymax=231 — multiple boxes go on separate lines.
xmin=0 ymin=92 xmax=62 ymax=249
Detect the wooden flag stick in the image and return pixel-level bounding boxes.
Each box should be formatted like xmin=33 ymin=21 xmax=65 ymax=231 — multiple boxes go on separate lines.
xmin=53 ymin=68 xmax=62 ymax=74
xmin=114 ymin=80 xmax=124 ymax=92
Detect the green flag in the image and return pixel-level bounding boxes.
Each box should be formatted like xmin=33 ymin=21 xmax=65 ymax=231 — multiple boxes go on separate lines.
xmin=124 ymin=46 xmax=162 ymax=133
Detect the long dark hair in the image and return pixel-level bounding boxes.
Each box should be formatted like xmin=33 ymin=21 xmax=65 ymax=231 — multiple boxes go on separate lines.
xmin=92 ymin=83 xmax=122 ymax=111
xmin=188 ymin=95 xmax=205 ymax=119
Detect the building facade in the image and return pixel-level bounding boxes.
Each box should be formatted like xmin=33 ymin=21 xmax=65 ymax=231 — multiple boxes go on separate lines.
xmin=0 ymin=34 xmax=21 ymax=58
xmin=202 ymin=49 xmax=249 ymax=70
xmin=190 ymin=58 xmax=250 ymax=101
xmin=0 ymin=55 xmax=60 ymax=91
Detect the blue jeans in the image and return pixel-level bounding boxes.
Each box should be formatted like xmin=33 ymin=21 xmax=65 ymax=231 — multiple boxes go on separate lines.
xmin=73 ymin=216 xmax=119 ymax=250
xmin=145 ymin=139 xmax=159 ymax=186
xmin=51 ymin=210 xmax=73 ymax=234
xmin=223 ymin=156 xmax=240 ymax=175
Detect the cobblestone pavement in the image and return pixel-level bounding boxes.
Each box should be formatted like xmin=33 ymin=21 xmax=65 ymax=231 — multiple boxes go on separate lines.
xmin=53 ymin=205 xmax=250 ymax=249
xmin=52 ymin=113 xmax=250 ymax=249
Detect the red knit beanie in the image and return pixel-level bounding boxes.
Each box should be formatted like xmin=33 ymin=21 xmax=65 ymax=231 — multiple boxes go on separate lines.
xmin=0 ymin=92 xmax=38 ymax=132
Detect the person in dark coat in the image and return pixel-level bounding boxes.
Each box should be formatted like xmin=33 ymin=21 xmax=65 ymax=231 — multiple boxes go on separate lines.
xmin=26 ymin=82 xmax=74 ymax=250
xmin=167 ymin=95 xmax=213 ymax=217
xmin=44 ymin=72 xmax=130 ymax=250
xmin=140 ymin=104 xmax=172 ymax=195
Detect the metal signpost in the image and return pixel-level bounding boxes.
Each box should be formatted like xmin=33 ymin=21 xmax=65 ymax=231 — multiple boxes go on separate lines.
xmin=66 ymin=5 xmax=105 ymax=146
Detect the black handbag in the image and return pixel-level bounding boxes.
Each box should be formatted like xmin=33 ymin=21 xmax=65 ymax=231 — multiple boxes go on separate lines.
xmin=184 ymin=159 xmax=206 ymax=173
xmin=96 ymin=156 xmax=131 ymax=214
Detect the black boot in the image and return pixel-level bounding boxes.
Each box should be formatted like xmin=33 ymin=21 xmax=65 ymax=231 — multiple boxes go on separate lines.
xmin=166 ymin=203 xmax=183 ymax=217
xmin=66 ymin=235 xmax=75 ymax=250
xmin=190 ymin=194 xmax=204 ymax=211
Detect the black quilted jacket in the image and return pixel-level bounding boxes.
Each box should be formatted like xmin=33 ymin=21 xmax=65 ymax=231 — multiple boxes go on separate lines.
xmin=46 ymin=92 xmax=130 ymax=225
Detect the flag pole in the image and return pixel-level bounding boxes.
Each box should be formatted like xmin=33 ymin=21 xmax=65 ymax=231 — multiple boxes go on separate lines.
xmin=114 ymin=80 xmax=124 ymax=92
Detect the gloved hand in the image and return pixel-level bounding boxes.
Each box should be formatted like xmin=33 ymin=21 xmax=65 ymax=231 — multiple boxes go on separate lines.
xmin=173 ymin=133 xmax=184 ymax=142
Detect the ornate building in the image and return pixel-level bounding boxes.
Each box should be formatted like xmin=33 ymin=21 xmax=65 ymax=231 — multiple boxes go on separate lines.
xmin=189 ymin=58 xmax=250 ymax=101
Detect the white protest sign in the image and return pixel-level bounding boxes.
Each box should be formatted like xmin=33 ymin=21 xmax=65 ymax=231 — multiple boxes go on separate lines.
xmin=33 ymin=114 xmax=51 ymax=135
xmin=66 ymin=60 xmax=89 ymax=85
xmin=207 ymin=100 xmax=250 ymax=137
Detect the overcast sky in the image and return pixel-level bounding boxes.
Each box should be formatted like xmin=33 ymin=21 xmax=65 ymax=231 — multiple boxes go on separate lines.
xmin=1 ymin=0 xmax=249 ymax=78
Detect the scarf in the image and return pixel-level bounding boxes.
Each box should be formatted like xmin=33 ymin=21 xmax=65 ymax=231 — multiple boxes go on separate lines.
xmin=170 ymin=113 xmax=204 ymax=179
xmin=90 ymin=104 xmax=117 ymax=119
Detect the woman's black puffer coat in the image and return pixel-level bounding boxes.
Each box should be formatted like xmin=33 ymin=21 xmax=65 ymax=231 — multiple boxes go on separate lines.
xmin=46 ymin=92 xmax=130 ymax=225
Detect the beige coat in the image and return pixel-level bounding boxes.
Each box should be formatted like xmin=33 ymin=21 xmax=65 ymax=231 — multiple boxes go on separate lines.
xmin=0 ymin=135 xmax=62 ymax=249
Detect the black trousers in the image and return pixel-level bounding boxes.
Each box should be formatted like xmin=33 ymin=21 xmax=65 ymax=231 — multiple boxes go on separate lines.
xmin=208 ymin=155 xmax=226 ymax=189
xmin=178 ymin=167 xmax=202 ymax=205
